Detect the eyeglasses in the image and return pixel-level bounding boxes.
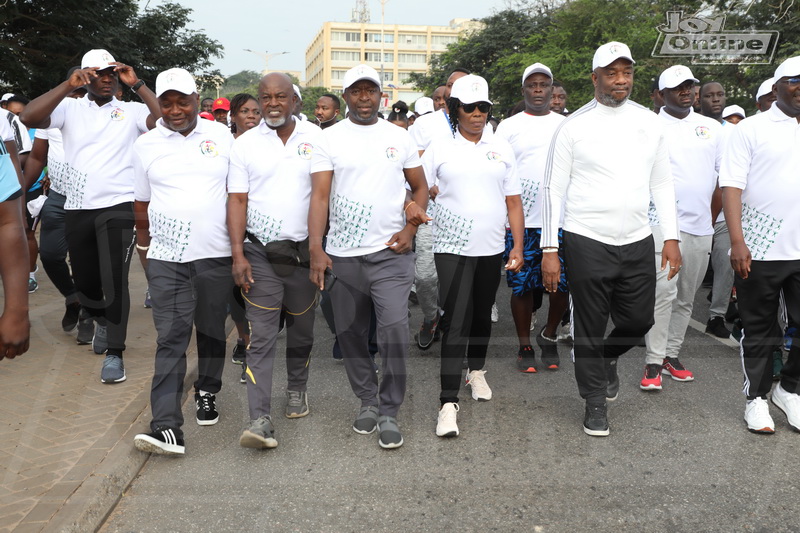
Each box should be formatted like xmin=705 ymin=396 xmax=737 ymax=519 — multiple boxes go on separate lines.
xmin=460 ymin=102 xmax=491 ymax=113
xmin=778 ymin=77 xmax=800 ymax=86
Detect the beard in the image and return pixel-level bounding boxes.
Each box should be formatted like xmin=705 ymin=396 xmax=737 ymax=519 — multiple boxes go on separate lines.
xmin=349 ymin=107 xmax=379 ymax=124
xmin=265 ymin=116 xmax=287 ymax=128
xmin=597 ymin=91 xmax=628 ymax=108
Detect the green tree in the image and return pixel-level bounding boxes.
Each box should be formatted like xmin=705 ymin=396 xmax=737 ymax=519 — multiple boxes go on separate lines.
xmin=0 ymin=1 xmax=222 ymax=98
xmin=299 ymin=86 xmax=339 ymax=121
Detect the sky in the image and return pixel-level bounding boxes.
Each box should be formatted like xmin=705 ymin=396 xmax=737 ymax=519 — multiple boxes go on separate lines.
xmin=137 ymin=0 xmax=507 ymax=79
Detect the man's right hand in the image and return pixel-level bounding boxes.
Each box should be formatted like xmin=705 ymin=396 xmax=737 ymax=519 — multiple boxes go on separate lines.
xmin=68 ymin=67 xmax=101 ymax=89
xmin=232 ymin=256 xmax=254 ymax=293
xmin=542 ymin=253 xmax=561 ymax=293
xmin=0 ymin=312 xmax=30 ymax=360
xmin=309 ymin=246 xmax=333 ymax=290
xmin=730 ymin=242 xmax=752 ymax=279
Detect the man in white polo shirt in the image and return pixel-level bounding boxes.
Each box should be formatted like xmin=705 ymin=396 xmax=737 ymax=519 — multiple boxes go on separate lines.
xmin=721 ymin=56 xmax=800 ymax=434
xmin=496 ymin=62 xmax=568 ymax=373
xmin=20 ymin=49 xmax=161 ymax=383
xmin=131 ymin=68 xmax=233 ymax=456
xmin=542 ymin=42 xmax=681 ymax=437
xmin=227 ymin=73 xmax=321 ymax=450
xmin=642 ymin=65 xmax=722 ymax=392
xmin=308 ymin=64 xmax=429 ymax=449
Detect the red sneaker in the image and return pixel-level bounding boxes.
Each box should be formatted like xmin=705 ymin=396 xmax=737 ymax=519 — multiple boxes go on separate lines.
xmin=640 ymin=364 xmax=663 ymax=391
xmin=661 ymin=357 xmax=694 ymax=382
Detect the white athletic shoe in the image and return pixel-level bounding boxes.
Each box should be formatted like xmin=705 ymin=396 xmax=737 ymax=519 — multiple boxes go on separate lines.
xmin=436 ymin=402 xmax=460 ymax=437
xmin=744 ymin=397 xmax=775 ymax=434
xmin=466 ymin=369 xmax=492 ymax=401
xmin=490 ymin=303 xmax=499 ymax=323
xmin=772 ymin=383 xmax=800 ymax=431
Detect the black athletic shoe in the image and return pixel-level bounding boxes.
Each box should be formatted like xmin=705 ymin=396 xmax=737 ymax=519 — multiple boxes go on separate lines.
xmin=706 ymin=316 xmax=731 ymax=339
xmin=134 ymin=426 xmax=185 ymax=455
xmin=195 ymin=392 xmax=219 ymax=426
xmin=240 ymin=362 xmax=248 ymax=384
xmin=536 ymin=328 xmax=559 ymax=370
xmin=583 ymin=402 xmax=610 ymax=437
xmin=516 ymin=345 xmax=537 ymax=373
xmin=231 ymin=342 xmax=246 ymax=365
xmin=76 ymin=310 xmax=94 ymax=345
xmin=605 ymin=358 xmax=619 ymax=401
xmin=62 ymin=302 xmax=81 ymax=333
xmin=416 ymin=317 xmax=439 ymax=350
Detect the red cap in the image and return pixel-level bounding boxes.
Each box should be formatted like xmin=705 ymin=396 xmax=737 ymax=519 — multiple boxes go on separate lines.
xmin=212 ymin=97 xmax=230 ymax=111
xmin=199 ymin=111 xmax=215 ymax=121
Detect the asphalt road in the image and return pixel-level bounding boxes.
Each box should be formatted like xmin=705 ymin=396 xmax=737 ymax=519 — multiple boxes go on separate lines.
xmin=100 ymin=283 xmax=800 ymax=533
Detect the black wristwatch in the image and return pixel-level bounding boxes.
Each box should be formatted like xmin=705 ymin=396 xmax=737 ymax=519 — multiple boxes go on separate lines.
xmin=130 ymin=80 xmax=145 ymax=93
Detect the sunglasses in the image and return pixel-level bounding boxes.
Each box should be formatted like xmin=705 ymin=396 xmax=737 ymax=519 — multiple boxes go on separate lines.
xmin=779 ymin=77 xmax=800 ymax=86
xmin=460 ymin=102 xmax=491 ymax=113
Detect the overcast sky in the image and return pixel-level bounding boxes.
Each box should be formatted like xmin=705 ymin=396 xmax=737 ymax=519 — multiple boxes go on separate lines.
xmin=138 ymin=0 xmax=507 ymax=78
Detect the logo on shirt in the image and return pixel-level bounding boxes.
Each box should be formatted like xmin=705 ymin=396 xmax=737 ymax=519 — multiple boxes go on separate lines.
xmin=486 ymin=151 xmax=502 ymax=162
xmin=199 ymin=140 xmax=219 ymax=157
xmin=694 ymin=125 xmax=711 ymax=139
xmin=297 ymin=142 xmax=313 ymax=160
xmin=386 ymin=147 xmax=399 ymax=162
xmin=110 ymin=107 xmax=125 ymax=121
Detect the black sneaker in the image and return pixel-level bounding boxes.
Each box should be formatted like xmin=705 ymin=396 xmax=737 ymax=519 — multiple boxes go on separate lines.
xmin=231 ymin=342 xmax=246 ymax=365
xmin=76 ymin=310 xmax=94 ymax=345
xmin=516 ymin=345 xmax=537 ymax=373
xmin=536 ymin=328 xmax=559 ymax=370
xmin=706 ymin=316 xmax=731 ymax=339
xmin=605 ymin=358 xmax=619 ymax=401
xmin=195 ymin=392 xmax=219 ymax=426
xmin=724 ymin=301 xmax=739 ymax=323
xmin=134 ymin=426 xmax=185 ymax=455
xmin=62 ymin=302 xmax=81 ymax=333
xmin=240 ymin=362 xmax=248 ymax=384
xmin=415 ymin=317 xmax=439 ymax=350
xmin=583 ymin=402 xmax=610 ymax=437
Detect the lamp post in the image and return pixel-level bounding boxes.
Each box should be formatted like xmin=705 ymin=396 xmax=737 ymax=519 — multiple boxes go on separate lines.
xmin=243 ymin=49 xmax=289 ymax=75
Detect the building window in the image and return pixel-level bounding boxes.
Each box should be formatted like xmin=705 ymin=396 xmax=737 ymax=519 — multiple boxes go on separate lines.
xmin=381 ymin=71 xmax=394 ymax=82
xmin=399 ymin=34 xmax=427 ymax=45
xmin=398 ymin=53 xmax=427 ymax=64
xmin=365 ymin=52 xmax=394 ymax=63
xmin=398 ymin=72 xmax=414 ymax=84
xmin=431 ymin=35 xmax=458 ymax=46
xmin=331 ymin=51 xmax=360 ymax=61
xmin=365 ymin=32 xmax=394 ymax=43
xmin=331 ymin=70 xmax=347 ymax=80
xmin=331 ymin=31 xmax=361 ymax=42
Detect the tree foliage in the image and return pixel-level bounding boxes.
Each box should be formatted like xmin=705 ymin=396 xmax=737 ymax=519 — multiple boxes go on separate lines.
xmin=0 ymin=0 xmax=223 ymax=98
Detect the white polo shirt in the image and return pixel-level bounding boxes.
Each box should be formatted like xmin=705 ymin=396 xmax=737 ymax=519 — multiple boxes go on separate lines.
xmin=410 ymin=109 xmax=453 ymax=153
xmin=495 ymin=111 xmax=564 ymax=228
xmin=34 ymin=128 xmax=69 ymax=196
xmin=718 ymin=104 xmax=800 ymax=261
xmin=311 ymin=118 xmax=421 ymax=257
xmin=542 ymin=99 xmax=679 ymax=249
xmin=423 ymin=129 xmax=521 ymax=256
xmin=0 ymin=118 xmax=21 ymax=202
xmin=227 ymin=118 xmax=321 ymax=243
xmin=49 ymin=95 xmax=150 ymax=210
xmin=652 ymin=108 xmax=721 ymax=236
xmin=133 ymin=118 xmax=232 ymax=263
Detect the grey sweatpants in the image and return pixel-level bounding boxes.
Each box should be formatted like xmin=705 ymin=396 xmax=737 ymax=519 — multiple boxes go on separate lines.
xmin=243 ymin=243 xmax=316 ymax=420
xmin=330 ymin=248 xmax=415 ymax=417
xmin=414 ymin=223 xmax=439 ymax=322
xmin=147 ymin=257 xmax=232 ymax=431
xmin=709 ymin=221 xmax=735 ymax=319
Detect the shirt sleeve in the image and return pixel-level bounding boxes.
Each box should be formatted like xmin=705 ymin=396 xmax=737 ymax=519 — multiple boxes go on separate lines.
xmin=15 ymin=118 xmax=32 ymax=154
xmin=421 ymin=142 xmax=438 ymax=189
xmin=48 ymin=99 xmax=71 ymax=130
xmin=0 ymin=114 xmax=13 ymax=142
xmin=718 ymin=123 xmax=750 ymax=190
xmin=132 ymin=143 xmax=151 ymax=202
xmin=410 ymin=117 xmax=427 ymax=151
xmin=134 ymin=102 xmax=150 ymax=133
xmin=541 ymin=123 xmax=572 ymax=248
xmin=402 ymin=131 xmax=422 ymax=169
xmin=226 ymin=136 xmax=251 ymax=194
xmin=34 ymin=128 xmax=49 ymax=140
xmin=310 ymin=130 xmax=334 ymax=174
xmin=500 ymin=142 xmax=521 ymax=196
xmin=649 ymin=130 xmax=680 ymax=242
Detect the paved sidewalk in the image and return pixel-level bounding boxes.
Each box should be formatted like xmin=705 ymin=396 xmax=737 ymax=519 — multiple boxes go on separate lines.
xmin=0 ymin=262 xmax=205 ymax=533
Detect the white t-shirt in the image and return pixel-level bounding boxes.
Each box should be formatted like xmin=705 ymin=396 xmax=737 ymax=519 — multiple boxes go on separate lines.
xmin=495 ymin=111 xmax=564 ymax=228
xmin=423 ymin=129 xmax=521 ymax=256
xmin=2 ymin=110 xmax=32 ymax=155
xmin=0 ymin=118 xmax=21 ymax=202
xmin=651 ymin=108 xmax=721 ymax=236
xmin=718 ymin=104 xmax=800 ymax=261
xmin=49 ymin=95 xmax=150 ymax=210
xmin=228 ymin=118 xmax=321 ymax=243
xmin=542 ymin=99 xmax=678 ymax=249
xmin=310 ymin=118 xmax=421 ymax=257
xmin=34 ymin=128 xmax=69 ymax=196
xmin=133 ymin=118 xmax=232 ymax=263
xmin=410 ymin=109 xmax=453 ymax=153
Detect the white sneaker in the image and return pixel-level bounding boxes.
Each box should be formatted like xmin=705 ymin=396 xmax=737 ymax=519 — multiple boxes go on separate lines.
xmin=529 ymin=312 xmax=537 ymax=331
xmin=436 ymin=402 xmax=459 ymax=437
xmin=490 ymin=303 xmax=499 ymax=323
xmin=744 ymin=397 xmax=775 ymax=434
xmin=466 ymin=369 xmax=492 ymax=401
xmin=772 ymin=383 xmax=800 ymax=431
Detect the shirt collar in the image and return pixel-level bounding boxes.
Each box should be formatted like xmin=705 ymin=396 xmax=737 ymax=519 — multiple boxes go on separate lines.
xmin=454 ymin=127 xmax=492 ymax=146
xmin=256 ymin=116 xmax=298 ymax=139
xmin=658 ymin=107 xmax=696 ymax=123
xmin=154 ymin=115 xmax=209 ymax=138
xmin=81 ymin=94 xmax=120 ymax=109
xmin=767 ymin=103 xmax=798 ymax=122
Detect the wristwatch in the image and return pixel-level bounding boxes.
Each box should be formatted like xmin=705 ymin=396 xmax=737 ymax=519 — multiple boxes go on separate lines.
xmin=130 ymin=80 xmax=145 ymax=93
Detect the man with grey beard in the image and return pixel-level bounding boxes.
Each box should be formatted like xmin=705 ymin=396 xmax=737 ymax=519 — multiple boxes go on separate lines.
xmin=541 ymin=42 xmax=681 ymax=437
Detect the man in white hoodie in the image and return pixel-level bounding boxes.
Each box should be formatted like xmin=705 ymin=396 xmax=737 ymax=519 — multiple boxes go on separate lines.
xmin=542 ymin=42 xmax=681 ymax=437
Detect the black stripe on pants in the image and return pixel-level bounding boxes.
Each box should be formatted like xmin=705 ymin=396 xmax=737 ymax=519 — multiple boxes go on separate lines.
xmin=39 ymin=191 xmax=78 ymax=300
xmin=65 ymin=202 xmax=134 ymax=353
xmin=563 ymin=232 xmax=655 ymax=403
xmin=736 ymin=259 xmax=800 ymax=398
xmin=435 ymin=253 xmax=502 ymax=405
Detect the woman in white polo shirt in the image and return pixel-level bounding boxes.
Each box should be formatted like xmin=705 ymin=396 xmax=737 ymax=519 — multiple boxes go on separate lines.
xmin=423 ymin=74 xmax=525 ymax=438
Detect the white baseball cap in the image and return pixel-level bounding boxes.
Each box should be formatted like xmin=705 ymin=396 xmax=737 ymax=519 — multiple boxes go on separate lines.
xmin=449 ymin=74 xmax=492 ymax=105
xmin=343 ymin=64 xmax=381 ymax=91
xmin=592 ymin=41 xmax=635 ymax=71
xmin=722 ymin=105 xmax=745 ymax=119
xmin=155 ymin=68 xmax=197 ymax=97
xmin=1 ymin=93 xmax=14 ymax=102
xmin=81 ymin=49 xmax=116 ymax=70
xmin=293 ymin=84 xmax=302 ymax=101
xmin=415 ymin=97 xmax=434 ymax=115
xmin=774 ymin=56 xmax=800 ymax=80
xmin=755 ymin=77 xmax=776 ymax=101
xmin=522 ymin=63 xmax=553 ymax=84
xmin=658 ymin=65 xmax=699 ymax=90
